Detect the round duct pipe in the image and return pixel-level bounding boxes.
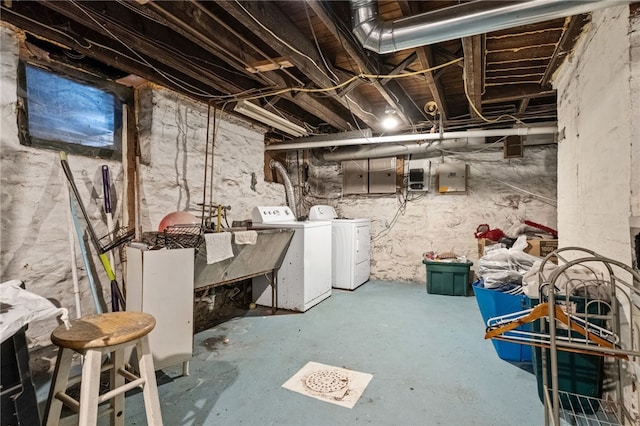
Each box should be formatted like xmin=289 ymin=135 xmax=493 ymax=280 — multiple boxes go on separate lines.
xmin=351 ymin=0 xmax=625 ymax=54
xmin=270 ymin=160 xmax=298 ymax=218
xmin=319 ymin=128 xmax=557 ymax=162
xmin=267 ymin=126 xmax=557 ymax=153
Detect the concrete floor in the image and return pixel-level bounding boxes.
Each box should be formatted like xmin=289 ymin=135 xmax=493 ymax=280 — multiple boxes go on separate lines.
xmin=43 ymin=280 xmax=545 ymax=425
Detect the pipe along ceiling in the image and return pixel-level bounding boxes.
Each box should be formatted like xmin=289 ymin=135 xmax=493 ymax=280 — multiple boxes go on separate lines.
xmin=350 ymin=0 xmax=624 ymax=54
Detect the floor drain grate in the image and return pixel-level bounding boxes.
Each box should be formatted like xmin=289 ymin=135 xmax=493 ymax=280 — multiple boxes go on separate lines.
xmin=305 ymin=370 xmax=349 ymax=393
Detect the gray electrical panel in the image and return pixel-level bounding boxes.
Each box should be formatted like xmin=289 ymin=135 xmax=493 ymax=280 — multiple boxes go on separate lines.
xmin=342 ymin=159 xmax=368 ymax=194
xmin=407 ymin=159 xmax=431 ymax=192
xmin=369 ymin=157 xmax=396 ymax=193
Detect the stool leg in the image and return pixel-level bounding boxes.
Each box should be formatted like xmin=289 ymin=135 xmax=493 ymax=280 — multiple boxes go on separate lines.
xmin=110 ymin=348 xmax=125 ymax=426
xmin=136 ymin=335 xmax=163 ymax=426
xmin=78 ymin=348 xmax=102 ymax=426
xmin=43 ymin=347 xmax=74 ymax=426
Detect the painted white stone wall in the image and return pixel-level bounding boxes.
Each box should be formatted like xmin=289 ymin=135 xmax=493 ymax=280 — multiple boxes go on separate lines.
xmin=136 ymin=86 xmax=286 ymax=231
xmin=301 ymin=146 xmax=558 ymax=283
xmin=554 ymin=6 xmax=640 ymax=421
xmin=632 ymin=9 xmax=640 ymax=219
xmin=0 ymin=24 xmax=285 ymax=350
xmin=554 ymin=5 xmax=635 ymax=264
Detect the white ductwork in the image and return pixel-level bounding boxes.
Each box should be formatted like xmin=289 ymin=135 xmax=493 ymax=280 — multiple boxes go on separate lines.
xmin=351 ymin=0 xmax=621 ymax=54
xmin=266 ymin=126 xmax=557 ymax=152
xmin=318 ymin=127 xmax=557 ymax=161
xmin=269 ymin=160 xmax=298 ymax=218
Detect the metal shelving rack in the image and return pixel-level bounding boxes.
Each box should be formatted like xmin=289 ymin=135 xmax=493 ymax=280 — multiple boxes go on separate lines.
xmin=486 ymin=247 xmax=640 ymax=425
xmin=540 ymin=249 xmax=640 ymax=426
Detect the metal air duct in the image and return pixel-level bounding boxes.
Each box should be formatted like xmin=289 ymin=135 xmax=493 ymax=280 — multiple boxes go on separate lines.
xmin=270 ymin=160 xmax=298 ymax=218
xmin=317 ymin=127 xmax=558 ymax=161
xmin=266 ymin=126 xmax=557 ymax=152
xmin=351 ymin=0 xmax=620 ymax=54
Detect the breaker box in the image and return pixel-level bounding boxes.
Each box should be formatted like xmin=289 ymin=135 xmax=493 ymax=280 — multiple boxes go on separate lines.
xmin=407 ymin=159 xmax=431 ymax=192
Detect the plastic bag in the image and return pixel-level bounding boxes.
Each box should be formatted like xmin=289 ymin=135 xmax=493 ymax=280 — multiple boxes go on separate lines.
xmin=0 ymin=279 xmax=70 ymax=343
xmin=477 ymin=235 xmax=540 ymax=289
xmin=522 ymin=261 xmax=609 ymax=301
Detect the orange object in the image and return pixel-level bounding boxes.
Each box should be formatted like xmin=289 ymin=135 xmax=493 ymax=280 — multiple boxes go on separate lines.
xmin=158 ymin=211 xmax=198 ymax=232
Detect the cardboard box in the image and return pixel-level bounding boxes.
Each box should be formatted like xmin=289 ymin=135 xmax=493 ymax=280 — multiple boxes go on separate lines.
xmin=478 ymin=237 xmax=558 ymax=260
xmin=524 ymin=238 xmax=558 ymax=260
xmin=477 ymin=238 xmax=505 ymax=257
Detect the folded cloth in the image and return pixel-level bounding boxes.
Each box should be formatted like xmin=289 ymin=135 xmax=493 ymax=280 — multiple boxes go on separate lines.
xmin=204 ymin=232 xmax=234 ymax=264
xmin=234 ymin=230 xmax=258 ymax=245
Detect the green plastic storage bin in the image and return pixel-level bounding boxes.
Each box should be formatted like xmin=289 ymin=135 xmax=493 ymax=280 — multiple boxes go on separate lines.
xmin=423 ymin=260 xmax=473 ymax=296
xmin=529 ymin=296 xmax=608 ymax=413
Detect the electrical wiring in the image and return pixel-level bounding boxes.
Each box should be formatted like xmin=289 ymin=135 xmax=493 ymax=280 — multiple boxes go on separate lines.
xmin=371 ymin=193 xmax=408 ymax=242
xmin=2 ymin=7 xmax=92 ymax=49
xmin=70 ymin=0 xmax=222 ymax=99
xmin=462 ymin=67 xmax=527 ymax=126
xmin=304 ymin=4 xmax=340 ymax=85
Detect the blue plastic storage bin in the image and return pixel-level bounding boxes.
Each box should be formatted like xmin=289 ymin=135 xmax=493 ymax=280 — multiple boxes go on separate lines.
xmin=473 ymin=281 xmax=532 ymax=363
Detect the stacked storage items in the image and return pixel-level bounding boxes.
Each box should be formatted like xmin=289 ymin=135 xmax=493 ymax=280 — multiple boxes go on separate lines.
xmin=473 ymin=236 xmax=540 ymax=362
xmin=481 ymin=247 xmax=613 ymax=417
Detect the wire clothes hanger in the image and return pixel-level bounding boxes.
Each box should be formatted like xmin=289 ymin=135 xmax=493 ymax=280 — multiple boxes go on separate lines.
xmin=484 ymin=302 xmax=628 ymax=360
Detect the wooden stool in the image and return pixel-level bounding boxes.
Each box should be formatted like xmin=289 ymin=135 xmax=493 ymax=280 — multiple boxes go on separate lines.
xmin=43 ymin=311 xmax=163 ymax=426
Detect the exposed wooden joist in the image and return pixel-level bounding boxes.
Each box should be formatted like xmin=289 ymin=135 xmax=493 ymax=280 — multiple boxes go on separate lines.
xmin=307 ymin=0 xmax=416 ymax=126
xmin=0 ymin=4 xmax=216 ymax=98
xmin=397 ymin=0 xmax=450 ymax=120
xmin=217 ymin=0 xmax=381 ymax=130
xmin=541 ymin=14 xmax=590 ymax=89
xmin=40 ymin=1 xmax=250 ymax=96
xmin=483 ymin=84 xmax=555 ymax=104
xmin=462 ymin=35 xmax=484 ymax=119
xmin=148 ymin=0 xmax=352 ymax=130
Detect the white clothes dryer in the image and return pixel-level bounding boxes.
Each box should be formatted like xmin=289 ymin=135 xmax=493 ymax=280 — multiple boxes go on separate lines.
xmin=308 ymin=205 xmax=370 ymax=290
xmin=251 ymin=206 xmax=332 ymax=312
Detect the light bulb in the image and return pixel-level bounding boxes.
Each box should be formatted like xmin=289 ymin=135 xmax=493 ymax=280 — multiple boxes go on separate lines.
xmin=382 ymin=115 xmax=399 ymax=130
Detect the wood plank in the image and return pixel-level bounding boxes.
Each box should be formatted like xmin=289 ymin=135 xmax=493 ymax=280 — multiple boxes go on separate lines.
xmin=218 ymin=0 xmax=380 ymax=130
xmin=462 ymin=35 xmax=483 ymax=119
xmin=307 ymin=0 xmax=416 ymax=126
xmin=397 ymin=0 xmax=450 ymax=121
xmin=151 ymin=1 xmax=352 ymax=130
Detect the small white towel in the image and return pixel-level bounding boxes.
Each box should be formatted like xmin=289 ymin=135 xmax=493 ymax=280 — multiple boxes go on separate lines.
xmin=204 ymin=232 xmax=234 ymax=264
xmin=234 ymin=230 xmax=258 ymax=245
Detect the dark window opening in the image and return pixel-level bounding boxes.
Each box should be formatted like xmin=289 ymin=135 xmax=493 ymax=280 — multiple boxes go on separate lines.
xmin=17 ymin=61 xmax=130 ymax=159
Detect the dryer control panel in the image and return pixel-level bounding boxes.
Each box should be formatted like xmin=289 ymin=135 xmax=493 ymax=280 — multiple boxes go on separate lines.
xmin=309 ymin=205 xmax=338 ymax=221
xmin=252 ymin=206 xmax=295 ymax=223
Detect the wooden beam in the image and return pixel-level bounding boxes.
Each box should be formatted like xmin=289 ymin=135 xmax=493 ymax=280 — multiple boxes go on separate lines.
xmin=518 ymin=97 xmax=531 ymax=114
xmin=149 ymin=0 xmax=352 ymax=130
xmin=307 ymin=0 xmax=416 ymax=126
xmin=245 ymin=57 xmax=294 ymax=73
xmin=397 ymin=1 xmax=450 ymax=120
xmin=541 ymin=14 xmax=590 ymax=88
xmin=462 ymin=35 xmax=484 ymax=119
xmin=218 ymin=0 xmax=380 ymax=130
xmin=39 ymin=1 xmax=251 ymax=96
xmin=483 ymin=84 xmax=555 ymax=104
xmin=0 ymin=4 xmax=216 ymax=99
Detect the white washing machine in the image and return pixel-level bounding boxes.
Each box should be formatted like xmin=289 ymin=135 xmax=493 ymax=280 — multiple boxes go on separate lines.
xmin=309 ymin=205 xmax=370 ymax=290
xmin=251 ymin=206 xmax=332 ymax=312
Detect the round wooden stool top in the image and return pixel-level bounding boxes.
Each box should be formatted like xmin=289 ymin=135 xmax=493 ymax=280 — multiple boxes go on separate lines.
xmin=51 ymin=311 xmax=156 ymax=351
